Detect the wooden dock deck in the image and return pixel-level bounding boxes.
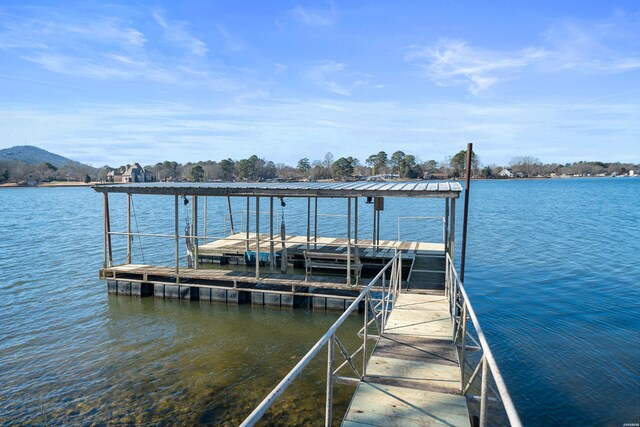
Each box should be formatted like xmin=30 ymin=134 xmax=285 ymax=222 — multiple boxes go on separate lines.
xmin=342 ymin=293 xmax=469 ymax=426
xmin=198 ymin=233 xmax=444 ymax=259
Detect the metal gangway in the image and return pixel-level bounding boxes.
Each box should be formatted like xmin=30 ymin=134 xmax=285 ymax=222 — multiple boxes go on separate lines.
xmin=240 ymin=251 xmax=522 ymax=426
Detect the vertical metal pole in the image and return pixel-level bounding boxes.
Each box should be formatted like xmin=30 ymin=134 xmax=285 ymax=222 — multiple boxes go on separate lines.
xmin=372 ymin=205 xmax=376 ymax=251
xmin=127 ymin=193 xmax=131 ymax=264
xmin=174 ymin=195 xmax=179 ymax=275
xmin=193 ymin=195 xmax=198 ymax=270
xmin=480 ymin=356 xmax=488 ymax=427
xmin=104 ymin=193 xmax=113 ymax=267
xmin=450 ymin=199 xmax=456 ymax=263
xmin=354 ymin=197 xmax=359 ymax=257
xmin=102 ymin=194 xmax=107 ymax=269
xmin=314 ymin=197 xmax=318 ymax=249
xmin=325 ymin=335 xmax=334 ymax=427
xmin=347 ymin=198 xmax=351 ymax=285
xmin=460 ymin=304 xmax=467 ymax=388
xmin=245 ymin=197 xmax=250 ymax=252
xmin=255 ymin=196 xmax=260 ymax=279
xmin=363 ymin=295 xmax=368 ymax=377
xmin=227 ymin=195 xmax=235 ymax=235
xmin=376 ymin=211 xmax=381 ymax=247
xmin=203 ymin=196 xmax=207 ymax=244
xmin=269 ymin=197 xmax=274 ymax=272
xmin=306 ymin=197 xmax=311 ymax=252
xmin=444 ymin=199 xmax=449 ymax=253
xmin=460 ymin=142 xmax=473 ymax=283
xmin=398 ymin=251 xmax=403 ymax=293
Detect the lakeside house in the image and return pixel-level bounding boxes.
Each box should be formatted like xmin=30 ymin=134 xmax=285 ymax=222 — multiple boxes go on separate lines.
xmin=499 ymin=168 xmax=514 ymax=178
xmin=106 ymin=163 xmax=153 ymax=183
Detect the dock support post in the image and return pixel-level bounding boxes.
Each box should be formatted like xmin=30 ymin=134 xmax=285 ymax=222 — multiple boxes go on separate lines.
xmin=460 ymin=142 xmax=473 ymax=282
xmin=372 ymin=203 xmax=377 ymax=252
xmin=269 ymin=197 xmax=274 ymax=272
xmin=449 ymin=199 xmax=456 ymax=262
xmin=174 ymin=195 xmax=179 ymax=276
xmin=227 ymin=195 xmax=235 ymax=235
xmin=102 ymin=194 xmax=107 ymax=269
xmin=347 ymin=197 xmax=351 ymax=285
xmin=314 ymin=197 xmax=318 ymax=249
xmin=104 ymin=193 xmax=113 ymax=267
xmin=255 ymin=196 xmax=260 ymax=279
xmin=376 ymin=210 xmax=381 ymax=248
xmin=246 ymin=197 xmax=250 ymax=252
xmin=444 ymin=198 xmax=449 ymax=255
xmin=127 ymin=193 xmax=131 ymax=264
xmin=203 ymin=196 xmax=207 ymax=244
xmin=325 ymin=335 xmax=334 ymax=427
xmin=193 ymin=195 xmax=198 ymax=270
xmin=354 ymin=197 xmax=359 ymax=257
xmin=306 ymin=197 xmax=311 ymax=252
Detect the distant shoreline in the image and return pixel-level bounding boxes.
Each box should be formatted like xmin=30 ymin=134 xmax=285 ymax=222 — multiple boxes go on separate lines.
xmin=1 ymin=175 xmax=635 ymax=189
xmin=0 ymin=181 xmax=96 ymax=188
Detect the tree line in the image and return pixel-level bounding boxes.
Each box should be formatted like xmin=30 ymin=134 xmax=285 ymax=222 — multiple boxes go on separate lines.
xmin=1 ymin=150 xmax=637 ymax=185
xmin=0 ymin=160 xmax=95 ymax=184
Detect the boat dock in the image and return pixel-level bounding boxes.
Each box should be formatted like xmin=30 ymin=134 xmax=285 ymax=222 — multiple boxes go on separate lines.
xmin=93 ymin=167 xmax=521 ymax=426
xmin=94 ymin=181 xmax=458 ymax=310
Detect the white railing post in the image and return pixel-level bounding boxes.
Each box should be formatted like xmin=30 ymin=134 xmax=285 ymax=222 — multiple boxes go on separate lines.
xmin=363 ymin=295 xmax=368 ymax=377
xmin=480 ymin=356 xmax=488 ymax=427
xmin=460 ymin=303 xmax=468 ymax=388
xmin=325 ymin=335 xmax=334 ymax=427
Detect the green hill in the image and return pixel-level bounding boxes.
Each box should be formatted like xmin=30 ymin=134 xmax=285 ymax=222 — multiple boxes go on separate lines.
xmin=0 ymin=145 xmax=77 ymax=168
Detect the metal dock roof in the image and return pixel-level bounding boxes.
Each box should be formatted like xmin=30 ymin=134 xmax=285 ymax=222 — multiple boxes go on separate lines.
xmin=93 ymin=181 xmax=462 ymax=198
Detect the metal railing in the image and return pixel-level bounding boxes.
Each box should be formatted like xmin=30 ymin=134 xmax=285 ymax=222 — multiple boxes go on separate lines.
xmin=240 ymin=251 xmax=403 ymax=427
xmin=224 ymin=210 xmax=281 ymax=238
xmin=397 ymin=216 xmax=445 ymax=242
xmin=446 ymin=253 xmax=522 ymax=427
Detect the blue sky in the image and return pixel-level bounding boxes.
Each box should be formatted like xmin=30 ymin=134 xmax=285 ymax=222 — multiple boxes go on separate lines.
xmin=0 ymin=1 xmax=638 ymax=167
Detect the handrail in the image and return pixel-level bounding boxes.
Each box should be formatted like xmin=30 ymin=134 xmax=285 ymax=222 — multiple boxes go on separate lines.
xmin=446 ymin=252 xmax=522 ymax=427
xmin=240 ymin=251 xmax=402 ymax=427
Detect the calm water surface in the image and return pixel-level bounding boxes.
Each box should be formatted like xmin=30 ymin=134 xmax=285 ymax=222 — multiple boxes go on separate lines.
xmin=0 ymin=178 xmax=638 ymax=426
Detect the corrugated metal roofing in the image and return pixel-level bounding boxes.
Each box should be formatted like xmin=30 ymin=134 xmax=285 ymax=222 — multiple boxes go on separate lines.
xmin=93 ymin=181 xmax=463 ymax=198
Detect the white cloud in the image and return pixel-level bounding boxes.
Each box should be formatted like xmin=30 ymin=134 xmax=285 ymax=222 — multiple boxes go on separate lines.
xmin=407 ymin=13 xmax=640 ymax=94
xmin=288 ymin=4 xmax=336 ymax=27
xmin=307 ymin=60 xmax=370 ymax=95
xmin=152 ymin=11 xmax=208 ymax=56
xmin=406 ymin=39 xmax=548 ymax=95
xmin=0 ymin=9 xmax=244 ymax=91
xmin=2 ymin=99 xmax=637 ymax=166
xmin=542 ymin=14 xmax=640 ymax=73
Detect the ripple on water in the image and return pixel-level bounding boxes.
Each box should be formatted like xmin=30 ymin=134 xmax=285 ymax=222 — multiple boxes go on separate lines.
xmin=1 ymin=181 xmax=639 ymax=426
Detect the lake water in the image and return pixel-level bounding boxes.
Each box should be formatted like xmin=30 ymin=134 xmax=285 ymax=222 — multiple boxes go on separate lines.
xmin=0 ymin=178 xmax=638 ymax=426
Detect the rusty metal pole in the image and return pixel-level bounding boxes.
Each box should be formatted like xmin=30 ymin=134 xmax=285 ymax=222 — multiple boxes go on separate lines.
xmin=459 ymin=143 xmax=473 ymax=283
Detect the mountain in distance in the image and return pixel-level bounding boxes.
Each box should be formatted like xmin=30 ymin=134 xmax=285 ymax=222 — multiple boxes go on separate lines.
xmin=0 ymin=145 xmax=81 ymax=168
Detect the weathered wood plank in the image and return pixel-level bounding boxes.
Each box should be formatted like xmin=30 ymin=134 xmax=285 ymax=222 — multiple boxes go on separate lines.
xmin=343 ymin=383 xmax=470 ymax=427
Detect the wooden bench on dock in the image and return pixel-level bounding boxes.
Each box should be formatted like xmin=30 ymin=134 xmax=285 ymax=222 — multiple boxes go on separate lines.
xmin=303 ymin=250 xmax=362 ymax=285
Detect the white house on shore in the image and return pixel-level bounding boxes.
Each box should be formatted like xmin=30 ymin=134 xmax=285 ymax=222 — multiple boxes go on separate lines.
xmin=498 ymin=169 xmax=513 ymax=178
xmin=106 ymin=163 xmax=153 ymax=183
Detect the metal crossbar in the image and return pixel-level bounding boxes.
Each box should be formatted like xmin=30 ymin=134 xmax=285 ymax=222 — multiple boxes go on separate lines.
xmin=240 ymin=251 xmax=402 ymax=427
xmin=446 ymin=253 xmax=522 ymax=427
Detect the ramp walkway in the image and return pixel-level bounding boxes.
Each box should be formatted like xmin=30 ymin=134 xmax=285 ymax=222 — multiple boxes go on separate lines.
xmin=342 ymin=293 xmax=470 ymax=426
